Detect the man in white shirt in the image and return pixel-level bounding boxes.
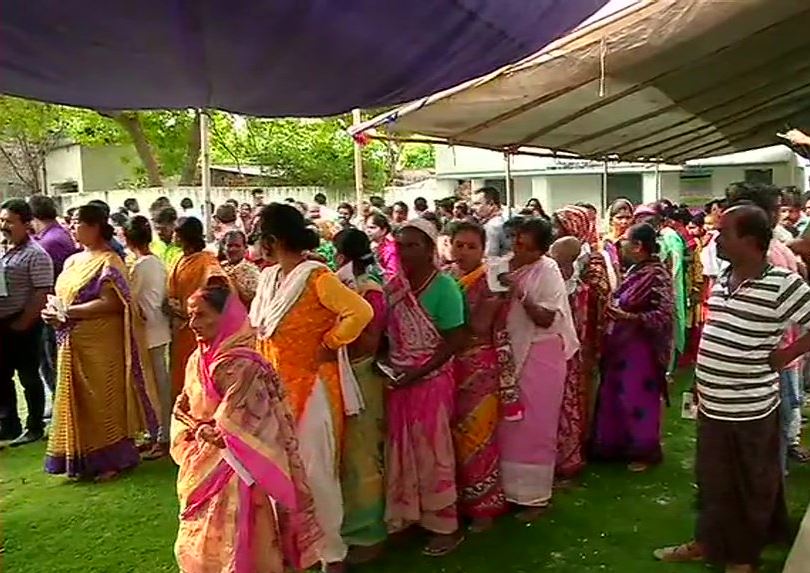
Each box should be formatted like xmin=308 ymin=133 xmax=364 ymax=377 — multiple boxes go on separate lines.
xmin=472 ymin=186 xmax=509 ymax=258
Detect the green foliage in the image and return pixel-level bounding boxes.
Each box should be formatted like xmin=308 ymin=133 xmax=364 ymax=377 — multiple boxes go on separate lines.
xmin=0 ymin=96 xmax=434 ymax=191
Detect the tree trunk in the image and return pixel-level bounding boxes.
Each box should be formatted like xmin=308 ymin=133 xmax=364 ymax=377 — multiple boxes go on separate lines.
xmin=179 ymin=110 xmax=202 ymax=185
xmin=107 ymin=111 xmax=163 ymax=186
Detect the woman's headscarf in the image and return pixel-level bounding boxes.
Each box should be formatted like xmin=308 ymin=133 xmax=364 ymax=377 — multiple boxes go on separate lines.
xmin=555 ymin=206 xmax=598 ymax=249
xmin=401 ymin=217 xmax=439 ymax=245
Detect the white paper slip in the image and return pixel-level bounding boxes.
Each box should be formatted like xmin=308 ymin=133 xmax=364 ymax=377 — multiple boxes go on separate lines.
xmin=223 ymin=448 xmax=256 ymax=486
xmin=681 ymin=392 xmax=698 ymax=420
xmin=486 ymin=257 xmax=510 ymax=293
xmin=46 ymin=294 xmax=68 ymax=322
xmin=0 ymin=262 xmax=7 ymax=297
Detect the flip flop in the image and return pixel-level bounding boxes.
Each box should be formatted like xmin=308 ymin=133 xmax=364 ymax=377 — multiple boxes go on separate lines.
xmin=423 ymin=534 xmax=465 ymax=557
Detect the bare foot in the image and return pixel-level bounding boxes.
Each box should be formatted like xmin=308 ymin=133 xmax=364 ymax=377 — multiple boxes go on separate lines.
xmin=653 ymin=541 xmax=705 ymax=562
xmin=469 ymin=517 xmax=493 ymax=533
xmin=628 ymin=462 xmax=649 ymax=473
xmin=515 ymin=505 xmax=548 ymax=523
xmin=423 ymin=532 xmax=464 ymax=557
xmin=323 ymin=561 xmax=346 ymax=573
xmin=346 ymin=543 xmax=384 ymax=565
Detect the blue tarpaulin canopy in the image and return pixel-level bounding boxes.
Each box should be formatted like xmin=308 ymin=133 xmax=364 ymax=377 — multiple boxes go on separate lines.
xmin=0 ymin=0 xmax=607 ymax=116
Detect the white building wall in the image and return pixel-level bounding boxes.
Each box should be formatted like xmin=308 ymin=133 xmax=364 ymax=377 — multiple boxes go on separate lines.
xmin=45 ymin=145 xmax=83 ymax=192
xmin=80 ymin=145 xmax=139 ymax=192
xmin=546 ymin=174 xmax=603 ymax=210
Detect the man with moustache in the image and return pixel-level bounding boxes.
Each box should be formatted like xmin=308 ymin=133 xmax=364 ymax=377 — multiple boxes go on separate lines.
xmin=0 ymin=198 xmax=54 ymax=446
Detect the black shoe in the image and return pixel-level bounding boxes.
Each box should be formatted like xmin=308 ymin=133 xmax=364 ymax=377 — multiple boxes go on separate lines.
xmin=0 ymin=426 xmax=22 ymax=441
xmin=8 ymin=430 xmax=44 ymax=448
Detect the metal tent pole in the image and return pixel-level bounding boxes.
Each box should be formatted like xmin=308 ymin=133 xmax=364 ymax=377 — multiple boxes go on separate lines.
xmin=200 ymin=110 xmax=212 ymax=242
xmin=655 ymin=162 xmax=662 ymax=201
xmin=352 ymin=109 xmax=364 ymax=211
xmin=601 ymin=158 xmax=609 ymax=215
xmin=504 ymin=151 xmax=513 ymax=217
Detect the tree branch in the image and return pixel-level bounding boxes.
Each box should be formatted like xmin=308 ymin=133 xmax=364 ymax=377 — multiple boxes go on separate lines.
xmin=102 ymin=111 xmax=163 ymax=186
xmin=179 ymin=110 xmax=202 ymax=186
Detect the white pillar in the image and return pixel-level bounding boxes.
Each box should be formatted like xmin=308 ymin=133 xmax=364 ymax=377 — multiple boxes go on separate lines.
xmin=200 ymin=110 xmax=212 ymax=242
xmin=352 ymin=109 xmax=364 ymax=210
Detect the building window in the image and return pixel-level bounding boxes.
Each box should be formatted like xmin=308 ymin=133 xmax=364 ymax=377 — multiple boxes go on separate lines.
xmin=744 ymin=169 xmax=773 ymax=185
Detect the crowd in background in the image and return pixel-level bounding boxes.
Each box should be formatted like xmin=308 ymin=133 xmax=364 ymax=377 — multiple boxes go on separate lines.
xmin=2 ymin=182 xmax=810 ymax=573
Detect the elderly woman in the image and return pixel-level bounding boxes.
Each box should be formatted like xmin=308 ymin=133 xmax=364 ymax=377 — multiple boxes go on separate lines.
xmin=385 ymin=219 xmax=466 ymax=555
xmin=172 ymin=282 xmax=322 ymax=573
xmin=499 ymin=217 xmax=578 ymax=521
xmin=219 ymin=229 xmax=260 ymax=306
xmin=551 ymin=206 xmax=611 ymax=478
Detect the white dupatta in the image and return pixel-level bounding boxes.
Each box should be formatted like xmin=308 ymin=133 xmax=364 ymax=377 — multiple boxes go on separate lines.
xmin=249 ymin=260 xmax=365 ymax=415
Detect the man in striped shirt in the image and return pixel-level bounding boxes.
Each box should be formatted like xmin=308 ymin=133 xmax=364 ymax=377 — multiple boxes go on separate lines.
xmin=656 ymin=204 xmax=810 ymax=573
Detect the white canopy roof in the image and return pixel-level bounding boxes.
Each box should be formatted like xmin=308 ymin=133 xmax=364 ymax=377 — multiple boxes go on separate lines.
xmin=355 ymin=0 xmax=810 ymax=164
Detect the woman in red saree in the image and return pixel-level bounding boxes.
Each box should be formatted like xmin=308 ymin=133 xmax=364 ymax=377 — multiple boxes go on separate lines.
xmin=385 ymin=219 xmax=466 ymax=556
xmin=552 ymin=206 xmax=611 ymax=478
xmin=171 ymin=283 xmax=323 ymax=573
xmin=447 ymin=222 xmax=513 ymax=531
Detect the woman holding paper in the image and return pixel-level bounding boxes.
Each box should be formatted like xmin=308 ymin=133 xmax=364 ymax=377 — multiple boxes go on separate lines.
xmin=42 ymin=204 xmax=158 ymax=481
xmin=332 ymin=228 xmax=388 ymax=562
xmin=249 ymin=203 xmax=373 ymax=572
xmin=447 ymin=221 xmax=513 ymax=532
xmin=172 ymin=282 xmax=322 ymax=573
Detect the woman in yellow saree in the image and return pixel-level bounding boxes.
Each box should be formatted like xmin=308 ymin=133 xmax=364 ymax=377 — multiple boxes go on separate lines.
xmin=249 ymin=204 xmax=373 ymax=572
xmin=43 ymin=204 xmax=158 ymax=480
xmin=172 ymin=283 xmax=323 ymax=573
xmin=167 ymin=217 xmax=225 ymax=398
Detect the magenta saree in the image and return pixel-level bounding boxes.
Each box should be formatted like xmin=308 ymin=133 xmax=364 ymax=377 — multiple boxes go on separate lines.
xmin=384 ymin=273 xmax=458 ymax=535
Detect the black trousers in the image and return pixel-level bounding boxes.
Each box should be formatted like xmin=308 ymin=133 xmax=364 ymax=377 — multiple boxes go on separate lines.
xmin=0 ymin=316 xmax=45 ymax=434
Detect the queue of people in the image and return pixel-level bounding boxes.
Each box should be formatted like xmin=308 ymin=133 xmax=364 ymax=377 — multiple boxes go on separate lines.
xmin=1 ymin=183 xmax=810 ymax=573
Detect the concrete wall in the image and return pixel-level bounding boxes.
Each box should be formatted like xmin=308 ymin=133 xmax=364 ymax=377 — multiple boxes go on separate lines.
xmin=45 ymin=145 xmax=82 ymax=192
xmin=55 ymin=186 xmax=350 ymax=214
xmin=80 ymin=145 xmax=139 ymax=192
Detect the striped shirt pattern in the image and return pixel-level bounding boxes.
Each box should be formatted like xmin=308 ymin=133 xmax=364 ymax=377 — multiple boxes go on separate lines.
xmin=0 ymin=238 xmax=54 ymax=319
xmin=696 ymin=265 xmax=810 ymax=421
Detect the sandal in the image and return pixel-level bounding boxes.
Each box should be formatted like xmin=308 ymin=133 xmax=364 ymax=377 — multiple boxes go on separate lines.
xmin=142 ymin=443 xmax=169 ymax=461
xmin=515 ymin=505 xmax=548 ymax=523
xmin=628 ymin=462 xmax=650 ymax=473
xmin=423 ymin=532 xmax=464 ymax=557
xmin=653 ymin=541 xmax=704 ymax=562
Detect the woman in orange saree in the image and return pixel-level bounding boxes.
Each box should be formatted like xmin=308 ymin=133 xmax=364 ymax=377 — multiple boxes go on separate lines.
xmin=167 ymin=217 xmax=225 ymax=398
xmin=172 ymin=283 xmax=322 ymax=573
xmin=447 ymin=222 xmax=512 ymax=531
xmin=249 ymin=204 xmax=373 ymax=573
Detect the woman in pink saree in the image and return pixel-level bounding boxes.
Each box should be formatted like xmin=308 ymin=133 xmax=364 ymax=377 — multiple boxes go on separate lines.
xmin=385 ymin=219 xmax=467 ymax=556
xmin=499 ymin=218 xmax=579 ymax=521
xmin=171 ymin=282 xmax=323 ymax=573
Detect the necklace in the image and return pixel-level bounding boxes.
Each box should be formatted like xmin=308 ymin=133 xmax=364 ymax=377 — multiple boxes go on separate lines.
xmin=411 ymin=269 xmax=438 ymax=297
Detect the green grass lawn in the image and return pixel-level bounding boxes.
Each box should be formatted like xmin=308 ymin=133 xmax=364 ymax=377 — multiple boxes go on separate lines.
xmin=2 ymin=376 xmax=808 ymax=573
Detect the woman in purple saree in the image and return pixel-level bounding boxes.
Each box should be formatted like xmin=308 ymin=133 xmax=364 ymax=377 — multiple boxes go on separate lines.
xmin=593 ymin=223 xmax=674 ymax=471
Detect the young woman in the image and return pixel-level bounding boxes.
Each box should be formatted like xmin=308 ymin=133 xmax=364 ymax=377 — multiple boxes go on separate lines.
xmin=172 ymin=283 xmax=323 ymax=573
xmin=499 ymin=218 xmax=578 ymax=521
xmin=524 ymin=198 xmax=549 ymax=220
xmin=364 ymin=212 xmax=399 ymax=280
xmin=551 ymin=205 xmax=610 ymax=479
xmin=448 ymin=222 xmax=512 ymax=531
xmin=385 ymin=219 xmax=466 ymax=556
xmin=592 ymin=223 xmax=673 ymax=471
xmin=332 ymin=229 xmax=388 ymax=563
xmin=167 ymin=217 xmax=226 ymax=398
xmin=249 ymin=203 xmax=373 ymax=573
xmin=123 ymin=215 xmax=173 ymax=460
xmin=219 ymin=229 xmax=260 ymax=306
xmin=42 ymin=204 xmax=157 ymax=480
